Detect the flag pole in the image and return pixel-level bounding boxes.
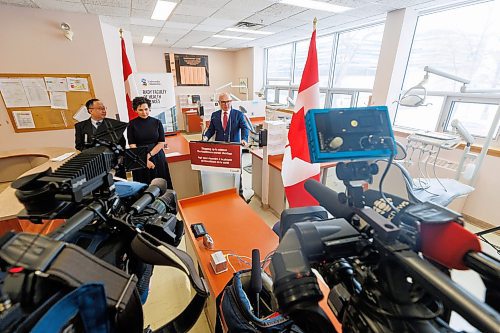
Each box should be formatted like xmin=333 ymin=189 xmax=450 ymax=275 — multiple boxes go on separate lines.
xmin=313 ymin=17 xmax=317 ymax=30
xmin=119 ymin=28 xmax=123 ymax=39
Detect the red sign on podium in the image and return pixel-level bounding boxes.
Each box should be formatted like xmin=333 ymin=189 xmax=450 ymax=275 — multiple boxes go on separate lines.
xmin=189 ymin=141 xmax=241 ymax=173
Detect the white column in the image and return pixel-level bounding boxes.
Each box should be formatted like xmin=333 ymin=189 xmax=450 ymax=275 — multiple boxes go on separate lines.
xmin=371 ymin=8 xmax=418 ymax=121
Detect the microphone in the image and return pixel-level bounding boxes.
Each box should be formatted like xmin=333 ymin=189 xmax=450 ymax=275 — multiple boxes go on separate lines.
xmin=250 ymin=249 xmax=262 ymax=318
xmin=304 ymin=179 xmax=355 ymax=220
xmin=451 ymin=119 xmax=475 ymax=144
xmin=130 ymin=178 xmax=168 ymax=214
xmin=420 ymin=222 xmax=481 ymax=270
xmin=304 ymin=179 xmax=488 ymax=271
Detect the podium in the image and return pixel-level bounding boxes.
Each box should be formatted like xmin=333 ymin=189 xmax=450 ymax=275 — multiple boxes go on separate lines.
xmin=189 ymin=141 xmax=241 ymax=194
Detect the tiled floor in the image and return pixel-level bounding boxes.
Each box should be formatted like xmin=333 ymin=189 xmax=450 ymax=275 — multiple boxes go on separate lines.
xmin=143 ymin=133 xmax=499 ymax=332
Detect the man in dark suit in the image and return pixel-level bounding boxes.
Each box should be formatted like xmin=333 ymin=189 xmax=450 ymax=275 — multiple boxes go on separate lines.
xmin=75 ymin=99 xmax=127 ymax=178
xmin=203 ymin=92 xmax=249 ymax=144
xmin=203 ymin=92 xmax=250 ymax=199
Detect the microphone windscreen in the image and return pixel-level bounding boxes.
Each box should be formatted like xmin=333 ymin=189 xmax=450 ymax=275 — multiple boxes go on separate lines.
xmin=251 ymin=249 xmax=262 ymax=293
xmin=421 ymin=222 xmax=481 ymax=270
xmin=304 ymin=179 xmax=354 ymax=219
xmin=150 ymin=178 xmax=168 ymax=195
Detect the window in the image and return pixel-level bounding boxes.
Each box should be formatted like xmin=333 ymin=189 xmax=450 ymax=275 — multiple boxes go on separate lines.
xmin=278 ymin=90 xmax=289 ymax=105
xmin=395 ymin=96 xmax=445 ymax=131
xmin=445 ymin=101 xmax=499 ymax=137
xmin=395 ymin=0 xmax=500 ymax=136
xmin=332 ymin=24 xmax=384 ymax=89
xmin=357 ymin=92 xmax=372 ymax=107
xmin=267 ymin=44 xmax=293 ymax=81
xmin=266 ymin=89 xmax=275 ymax=103
xmin=265 ymin=24 xmax=383 ymax=108
xmin=402 ymin=1 xmax=500 ymax=92
xmin=331 ymin=93 xmax=353 ymax=108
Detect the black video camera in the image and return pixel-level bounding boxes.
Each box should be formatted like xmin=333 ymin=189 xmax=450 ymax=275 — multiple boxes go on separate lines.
xmin=270 ymin=107 xmax=500 ymax=333
xmin=0 ymin=126 xmax=206 ymax=332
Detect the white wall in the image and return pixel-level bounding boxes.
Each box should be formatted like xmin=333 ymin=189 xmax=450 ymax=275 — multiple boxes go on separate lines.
xmin=0 ymin=5 xmax=117 ymax=150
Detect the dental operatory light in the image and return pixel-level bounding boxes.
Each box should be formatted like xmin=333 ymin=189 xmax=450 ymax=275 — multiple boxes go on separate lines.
xmin=397 ymin=66 xmax=470 ymax=107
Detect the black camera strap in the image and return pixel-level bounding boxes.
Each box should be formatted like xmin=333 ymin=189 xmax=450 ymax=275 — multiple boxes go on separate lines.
xmin=130 ymin=232 xmax=210 ymax=333
xmin=0 ymin=232 xmax=143 ymax=333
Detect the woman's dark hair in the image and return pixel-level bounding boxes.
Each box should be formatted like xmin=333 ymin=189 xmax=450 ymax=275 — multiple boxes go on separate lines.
xmin=132 ymin=96 xmax=151 ymax=110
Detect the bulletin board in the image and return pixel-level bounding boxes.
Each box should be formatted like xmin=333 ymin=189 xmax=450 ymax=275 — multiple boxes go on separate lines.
xmin=0 ymin=73 xmax=95 ymax=133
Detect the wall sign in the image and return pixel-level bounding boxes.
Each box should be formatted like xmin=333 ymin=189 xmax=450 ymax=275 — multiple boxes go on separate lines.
xmin=165 ymin=53 xmax=209 ymax=86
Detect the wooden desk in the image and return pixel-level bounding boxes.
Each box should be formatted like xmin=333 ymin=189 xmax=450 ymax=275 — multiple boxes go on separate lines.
xmin=251 ymin=149 xmax=336 ymax=216
xmin=164 ymin=133 xmax=202 ymax=199
xmin=178 ymin=189 xmax=341 ymax=332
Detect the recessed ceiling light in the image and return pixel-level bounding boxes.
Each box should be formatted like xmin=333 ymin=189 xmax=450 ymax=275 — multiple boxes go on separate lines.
xmin=142 ymin=36 xmax=155 ymax=44
xmin=192 ymin=46 xmax=227 ymax=50
xmin=151 ymin=1 xmax=177 ymax=21
xmin=280 ymin=0 xmax=351 ymax=13
xmin=225 ymin=28 xmax=274 ymax=35
xmin=213 ymin=34 xmax=256 ymax=41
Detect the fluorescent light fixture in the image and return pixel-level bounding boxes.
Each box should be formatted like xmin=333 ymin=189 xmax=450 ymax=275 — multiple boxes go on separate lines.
xmin=225 ymin=28 xmax=274 ymax=35
xmin=192 ymin=46 xmax=227 ymax=50
xmin=151 ymin=0 xmax=177 ymax=21
xmin=280 ymin=0 xmax=351 ymax=13
xmin=213 ymin=34 xmax=256 ymax=41
xmin=142 ymin=36 xmax=155 ymax=44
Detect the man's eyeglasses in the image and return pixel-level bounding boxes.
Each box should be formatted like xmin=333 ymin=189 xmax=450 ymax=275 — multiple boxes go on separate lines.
xmin=89 ymin=107 xmax=107 ymax=111
xmin=219 ymin=100 xmax=232 ymax=104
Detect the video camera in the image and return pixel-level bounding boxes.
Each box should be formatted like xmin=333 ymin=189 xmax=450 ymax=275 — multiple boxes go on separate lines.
xmin=0 ymin=123 xmax=207 ymax=332
xmin=271 ymin=106 xmax=500 ymax=333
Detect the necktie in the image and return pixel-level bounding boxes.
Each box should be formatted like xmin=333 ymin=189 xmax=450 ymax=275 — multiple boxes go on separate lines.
xmin=222 ymin=112 xmax=228 ymax=131
xmin=93 ymin=121 xmax=101 ymax=134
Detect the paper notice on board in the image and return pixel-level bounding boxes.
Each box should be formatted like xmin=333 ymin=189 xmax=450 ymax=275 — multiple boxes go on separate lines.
xmin=0 ymin=78 xmax=29 ymax=107
xmin=21 ymin=78 xmax=50 ymax=107
xmin=67 ymin=77 xmax=89 ymax=91
xmin=50 ymin=91 xmax=68 ymax=109
xmin=73 ymin=105 xmax=90 ymax=122
xmin=44 ymin=77 xmax=68 ymax=91
xmin=12 ymin=110 xmax=36 ymax=129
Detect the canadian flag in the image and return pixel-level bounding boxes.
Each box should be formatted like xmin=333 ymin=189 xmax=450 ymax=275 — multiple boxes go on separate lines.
xmin=281 ymin=26 xmax=321 ymax=208
xmin=121 ymin=37 xmax=137 ymax=121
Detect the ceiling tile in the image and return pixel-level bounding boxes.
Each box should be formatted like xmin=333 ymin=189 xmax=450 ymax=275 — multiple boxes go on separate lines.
xmin=130 ymin=24 xmax=163 ymax=36
xmin=0 ymin=0 xmax=38 ymax=7
xmin=288 ymin=9 xmax=338 ymax=23
xmin=85 ymin=4 xmax=130 ymax=16
xmin=32 ymin=0 xmax=87 ymax=13
xmin=131 ymin=0 xmax=157 ymax=10
xmin=156 ymin=33 xmax=182 ymax=45
xmin=173 ymin=4 xmax=219 ymax=17
xmin=81 ymin=0 xmax=130 ymax=7
xmin=163 ymin=21 xmax=197 ymax=30
xmin=210 ymin=8 xmax=254 ymax=21
xmin=200 ymin=17 xmax=239 ymax=27
xmin=327 ymin=0 xmax=375 ymax=9
xmin=130 ymin=17 xmax=164 ymax=27
xmin=169 ymin=14 xmax=206 ymax=24
xmin=179 ymin=0 xmax=229 ymax=6
xmin=192 ymin=25 xmax=225 ymax=32
xmin=344 ymin=3 xmax=396 ymax=18
xmin=131 ymin=8 xmax=152 ymax=18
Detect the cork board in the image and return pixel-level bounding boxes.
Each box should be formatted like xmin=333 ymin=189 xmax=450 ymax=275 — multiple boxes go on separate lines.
xmin=0 ymin=73 xmax=95 ymax=133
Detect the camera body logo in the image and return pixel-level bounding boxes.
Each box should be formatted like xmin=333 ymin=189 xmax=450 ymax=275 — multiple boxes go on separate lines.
xmin=141 ymin=78 xmax=147 ymax=86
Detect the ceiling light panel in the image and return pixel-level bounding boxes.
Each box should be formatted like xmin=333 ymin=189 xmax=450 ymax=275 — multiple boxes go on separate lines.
xmin=279 ymin=0 xmax=351 ymax=13
xmin=225 ymin=28 xmax=274 ymax=35
xmin=151 ymin=1 xmax=177 ymax=20
xmin=142 ymin=36 xmax=155 ymax=43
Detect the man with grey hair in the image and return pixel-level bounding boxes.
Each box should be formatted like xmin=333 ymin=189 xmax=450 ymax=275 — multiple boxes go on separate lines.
xmin=203 ymin=92 xmax=249 ymax=199
xmin=203 ymin=92 xmax=249 ymax=145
